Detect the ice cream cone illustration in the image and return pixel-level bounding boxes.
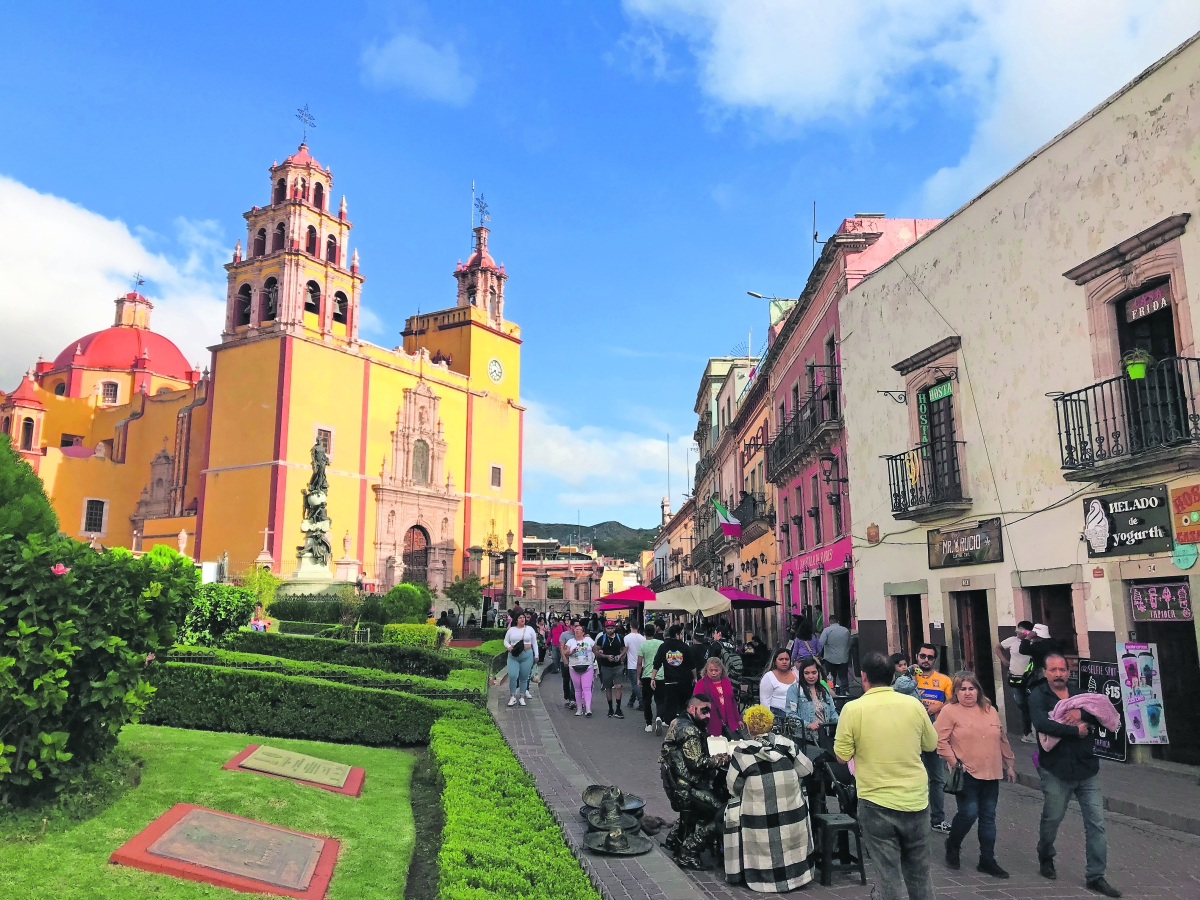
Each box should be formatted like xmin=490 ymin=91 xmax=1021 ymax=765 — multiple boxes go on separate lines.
xmin=1084 ymin=499 xmax=1110 ymax=554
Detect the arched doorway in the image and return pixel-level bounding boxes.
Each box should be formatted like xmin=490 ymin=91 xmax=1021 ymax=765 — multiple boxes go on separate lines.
xmin=403 ymin=525 xmax=429 ymax=584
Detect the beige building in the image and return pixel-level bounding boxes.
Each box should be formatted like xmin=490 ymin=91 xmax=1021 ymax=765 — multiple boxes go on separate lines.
xmin=840 ymin=32 xmax=1200 ymax=764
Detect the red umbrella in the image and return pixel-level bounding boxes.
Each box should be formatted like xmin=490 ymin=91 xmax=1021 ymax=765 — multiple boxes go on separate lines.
xmin=604 ymin=585 xmax=657 ymax=604
xmin=718 ymin=586 xmax=778 ymax=609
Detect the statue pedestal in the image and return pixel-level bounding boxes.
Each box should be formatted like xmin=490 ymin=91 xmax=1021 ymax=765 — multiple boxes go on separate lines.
xmin=334 ymin=556 xmax=361 ymax=582
xmin=276 ymin=554 xmax=341 ymax=597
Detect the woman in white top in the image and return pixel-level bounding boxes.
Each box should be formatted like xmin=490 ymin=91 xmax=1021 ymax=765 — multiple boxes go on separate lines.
xmin=759 ymin=649 xmax=798 ymax=721
xmin=565 ymin=623 xmax=597 ymax=717
xmin=504 ymin=612 xmax=539 ymax=707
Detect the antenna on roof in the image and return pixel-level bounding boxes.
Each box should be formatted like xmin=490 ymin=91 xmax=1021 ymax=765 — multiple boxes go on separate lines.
xmin=295 ymin=104 xmax=316 ymax=143
xmin=470 ymin=180 xmax=475 ymax=252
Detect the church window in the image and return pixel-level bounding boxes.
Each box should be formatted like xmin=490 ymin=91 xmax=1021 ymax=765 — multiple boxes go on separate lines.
xmin=1 ymin=416 xmax=8 ymax=434
xmin=387 ymin=510 xmax=395 ymax=534
xmin=272 ymin=223 xmax=285 ymax=252
xmin=254 ymin=228 xmax=266 ymax=256
xmin=315 ymin=427 xmax=332 ymax=457
xmin=100 ymin=382 xmax=119 ymax=405
xmin=20 ymin=417 xmax=34 ymax=451
xmin=53 ymin=382 xmax=66 ymax=396
xmin=306 ymin=226 xmax=318 ymax=255
xmin=154 ymin=478 xmax=165 ymax=497
xmin=83 ymin=498 xmax=107 ymax=534
xmin=326 ymin=236 xmax=338 ymax=264
xmin=299 ymin=178 xmax=308 ymax=201
xmin=60 ymin=433 xmax=82 ymax=448
xmin=490 ymin=465 xmax=502 ymax=488
xmin=260 ymin=277 xmax=278 ymax=322
xmin=333 ymin=291 xmax=348 ymax=324
xmin=412 ymin=439 xmax=429 ymax=485
xmin=235 ymin=284 xmax=253 ymax=326
xmin=313 ymin=182 xmax=324 ymax=209
xmin=273 ymin=178 xmax=286 ymax=204
xmin=305 ymin=281 xmax=322 ymax=315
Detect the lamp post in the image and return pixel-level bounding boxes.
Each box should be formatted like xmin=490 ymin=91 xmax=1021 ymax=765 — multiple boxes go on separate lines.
xmin=503 ymin=528 xmax=518 ymax=610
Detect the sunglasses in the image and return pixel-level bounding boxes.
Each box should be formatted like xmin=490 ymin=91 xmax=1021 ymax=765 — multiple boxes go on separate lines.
xmin=917 ymin=653 xmax=936 ymax=660
xmin=696 ymin=707 xmax=711 ymax=715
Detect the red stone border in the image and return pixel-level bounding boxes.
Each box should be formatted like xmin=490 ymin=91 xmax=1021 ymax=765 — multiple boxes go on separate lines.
xmin=221 ymin=745 xmax=365 ymax=797
xmin=110 ymin=803 xmax=339 ymax=899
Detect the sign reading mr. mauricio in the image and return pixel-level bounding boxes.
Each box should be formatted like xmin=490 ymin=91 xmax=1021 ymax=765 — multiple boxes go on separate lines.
xmin=1082 ymin=485 xmax=1173 ymax=558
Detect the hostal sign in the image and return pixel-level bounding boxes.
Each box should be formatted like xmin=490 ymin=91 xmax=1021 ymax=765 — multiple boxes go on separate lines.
xmin=1082 ymin=485 xmax=1173 ymax=558
xmin=928 ymin=518 xmax=1004 ymax=569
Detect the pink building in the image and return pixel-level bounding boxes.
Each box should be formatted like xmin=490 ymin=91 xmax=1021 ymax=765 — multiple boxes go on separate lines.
xmin=766 ymin=216 xmax=939 ymax=633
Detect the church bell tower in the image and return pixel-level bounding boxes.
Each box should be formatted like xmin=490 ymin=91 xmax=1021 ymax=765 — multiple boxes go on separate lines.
xmin=222 ymin=144 xmax=365 ymax=343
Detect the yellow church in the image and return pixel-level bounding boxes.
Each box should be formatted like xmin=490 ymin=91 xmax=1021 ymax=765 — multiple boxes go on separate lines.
xmin=0 ymin=144 xmax=525 ymax=593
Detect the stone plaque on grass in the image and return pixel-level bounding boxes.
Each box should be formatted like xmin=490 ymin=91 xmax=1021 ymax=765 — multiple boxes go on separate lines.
xmin=241 ymin=745 xmax=351 ymax=788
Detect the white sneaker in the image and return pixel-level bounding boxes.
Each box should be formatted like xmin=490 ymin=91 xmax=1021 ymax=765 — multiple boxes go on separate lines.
xmin=1021 ymin=734 xmax=1036 ymax=744
xmin=654 ymin=717 xmax=663 ymax=736
xmin=525 ymin=690 xmax=534 ymax=699
xmin=645 ymin=724 xmax=653 ymax=733
xmin=507 ymin=696 xmax=518 ymax=707
xmin=575 ymin=708 xmax=583 ymax=717
xmin=518 ymin=697 xmax=526 ymax=706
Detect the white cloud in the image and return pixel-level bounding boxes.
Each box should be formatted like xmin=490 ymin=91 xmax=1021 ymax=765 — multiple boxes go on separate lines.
xmin=0 ymin=175 xmax=225 ymax=389
xmin=622 ymin=0 xmax=1200 ymax=211
xmin=360 ymin=33 xmax=476 ymax=105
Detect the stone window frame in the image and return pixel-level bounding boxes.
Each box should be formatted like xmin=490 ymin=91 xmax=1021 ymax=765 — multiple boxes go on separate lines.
xmin=99 ymin=381 xmax=119 ymax=406
xmin=490 ymin=464 xmax=503 ymax=489
xmin=1062 ymin=214 xmax=1193 ymax=379
xmin=80 ymin=497 xmax=109 ymax=537
xmin=314 ymin=424 xmax=335 ymax=460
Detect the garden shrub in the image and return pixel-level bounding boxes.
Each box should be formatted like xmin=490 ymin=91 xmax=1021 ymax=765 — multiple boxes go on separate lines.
xmin=276 ymin=620 xmax=332 ymax=635
xmin=145 ymin=664 xmax=478 ymax=745
xmin=0 ymin=533 xmax=197 ymax=803
xmin=436 ymin=625 xmax=452 ymax=649
xmin=381 ymin=623 xmax=438 ymax=650
xmin=265 ymin=597 xmax=343 ymax=623
xmin=381 ymin=583 xmax=430 ymax=623
xmin=430 ymin=717 xmax=601 ymax=900
xmin=0 ymin=435 xmax=58 ymax=540
xmin=180 ymin=583 xmax=257 ymax=647
xmin=477 ymin=627 xmax=507 ymax=641
xmin=226 ymin=631 xmax=454 ymax=678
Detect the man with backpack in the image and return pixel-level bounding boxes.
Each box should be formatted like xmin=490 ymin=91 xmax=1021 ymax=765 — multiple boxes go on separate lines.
xmin=595 ymin=619 xmax=627 ymax=719
xmin=706 ymin=625 xmax=743 ymax=685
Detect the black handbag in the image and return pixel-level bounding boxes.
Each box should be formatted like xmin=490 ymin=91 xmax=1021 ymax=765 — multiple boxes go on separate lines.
xmin=510 ymin=639 xmax=525 ymax=656
xmin=944 ymin=759 xmax=965 ymax=794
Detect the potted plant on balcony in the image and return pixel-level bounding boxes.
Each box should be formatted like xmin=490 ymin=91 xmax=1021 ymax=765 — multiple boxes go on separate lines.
xmin=1121 ymin=348 xmax=1155 ymax=380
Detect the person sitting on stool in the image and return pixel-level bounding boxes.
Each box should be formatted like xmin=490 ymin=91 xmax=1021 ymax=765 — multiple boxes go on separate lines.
xmin=659 ymin=693 xmax=730 ymax=870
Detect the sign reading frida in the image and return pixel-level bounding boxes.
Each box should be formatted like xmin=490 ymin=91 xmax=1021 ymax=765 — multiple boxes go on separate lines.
xmin=1082 ymin=485 xmax=1173 ymax=558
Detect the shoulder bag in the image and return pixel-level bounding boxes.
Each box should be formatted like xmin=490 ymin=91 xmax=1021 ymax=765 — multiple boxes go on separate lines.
xmin=944 ymin=759 xmax=965 ymax=794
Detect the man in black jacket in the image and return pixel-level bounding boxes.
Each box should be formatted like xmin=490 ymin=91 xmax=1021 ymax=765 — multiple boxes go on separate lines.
xmin=652 ymin=624 xmax=694 ymax=735
xmin=1028 ymin=653 xmax=1121 ymax=898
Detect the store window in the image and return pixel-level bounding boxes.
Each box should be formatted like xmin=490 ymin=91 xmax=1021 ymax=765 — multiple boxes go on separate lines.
xmin=809 ymin=474 xmax=822 ymax=545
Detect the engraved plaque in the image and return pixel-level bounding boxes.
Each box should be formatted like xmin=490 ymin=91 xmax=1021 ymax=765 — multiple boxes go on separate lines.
xmin=146 ymin=808 xmax=323 ymax=890
xmin=240 ymin=745 xmax=351 ymax=788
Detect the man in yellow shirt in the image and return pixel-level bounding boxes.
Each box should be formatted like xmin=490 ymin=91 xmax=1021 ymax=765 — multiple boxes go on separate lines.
xmin=914 ymin=642 xmax=953 ymax=833
xmin=836 ymin=651 xmax=938 ymax=900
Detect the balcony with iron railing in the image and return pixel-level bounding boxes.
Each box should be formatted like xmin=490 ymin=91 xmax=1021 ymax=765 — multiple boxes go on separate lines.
xmin=885 ymin=439 xmax=971 ymax=522
xmin=731 ymin=491 xmax=777 ymax=543
xmin=1054 ymin=357 xmax=1200 ymax=483
xmin=767 ymin=375 xmax=841 ymax=484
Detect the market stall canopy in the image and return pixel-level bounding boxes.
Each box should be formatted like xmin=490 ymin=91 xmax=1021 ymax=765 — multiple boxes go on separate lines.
xmin=604 ymin=585 xmax=656 ymax=604
xmin=718 ymin=586 xmax=779 ymax=610
xmin=652 ymin=586 xmax=731 ymax=616
xmin=596 ymin=601 xmax=634 ymax=612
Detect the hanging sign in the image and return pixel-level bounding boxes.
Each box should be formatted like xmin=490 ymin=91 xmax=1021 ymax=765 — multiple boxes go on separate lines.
xmin=927 ymin=518 xmax=1004 ymax=569
xmin=1125 ymin=284 xmax=1171 ymax=323
xmin=1077 ymin=658 xmax=1127 ymax=762
xmin=1117 ymin=642 xmax=1169 ymax=745
xmin=1081 ymin=485 xmax=1173 ymax=558
xmin=1129 ymin=581 xmax=1193 ymax=622
xmin=1169 ymin=482 xmax=1200 ymax=544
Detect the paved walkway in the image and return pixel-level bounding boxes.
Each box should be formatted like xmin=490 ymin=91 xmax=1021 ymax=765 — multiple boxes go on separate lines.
xmin=491 ymin=675 xmax=1200 ymax=900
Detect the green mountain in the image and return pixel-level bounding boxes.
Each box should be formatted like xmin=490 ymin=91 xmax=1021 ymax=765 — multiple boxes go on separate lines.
xmin=523 ymin=520 xmax=657 ymax=561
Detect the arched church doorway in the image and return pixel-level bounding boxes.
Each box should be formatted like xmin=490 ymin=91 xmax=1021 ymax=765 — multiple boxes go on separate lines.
xmin=403 ymin=525 xmax=429 ymax=584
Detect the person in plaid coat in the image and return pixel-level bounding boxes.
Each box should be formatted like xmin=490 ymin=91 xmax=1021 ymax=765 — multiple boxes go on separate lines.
xmin=724 ymin=705 xmax=815 ymax=892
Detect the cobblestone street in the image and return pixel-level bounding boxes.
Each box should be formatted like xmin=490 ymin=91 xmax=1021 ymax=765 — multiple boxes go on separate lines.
xmin=493 ymin=678 xmax=1200 ymax=900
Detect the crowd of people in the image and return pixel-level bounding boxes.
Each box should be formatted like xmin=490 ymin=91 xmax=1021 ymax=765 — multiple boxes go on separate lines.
xmin=486 ymin=606 xmax=1121 ymax=898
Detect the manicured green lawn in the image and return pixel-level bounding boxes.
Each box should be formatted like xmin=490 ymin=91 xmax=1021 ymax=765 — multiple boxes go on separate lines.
xmin=0 ymin=725 xmax=415 ymax=900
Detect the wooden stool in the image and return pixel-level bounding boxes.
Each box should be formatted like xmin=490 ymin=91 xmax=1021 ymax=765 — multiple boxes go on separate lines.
xmin=811 ymin=812 xmax=866 ymax=886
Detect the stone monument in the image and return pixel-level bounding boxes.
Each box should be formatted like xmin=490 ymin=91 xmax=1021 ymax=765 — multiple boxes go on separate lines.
xmin=276 ymin=440 xmax=341 ymax=596
xmin=333 ymin=530 xmax=361 ymax=582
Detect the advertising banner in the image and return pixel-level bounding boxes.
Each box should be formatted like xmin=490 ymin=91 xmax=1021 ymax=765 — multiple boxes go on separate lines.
xmin=1169 ymin=482 xmax=1200 ymax=545
xmin=1129 ymin=581 xmax=1194 ymax=622
xmin=928 ymin=517 xmax=1004 ymax=569
xmin=1077 ymin=658 xmax=1127 ymax=762
xmin=1117 ymin=642 xmax=1169 ymax=746
xmin=1082 ymin=485 xmax=1173 ymax=558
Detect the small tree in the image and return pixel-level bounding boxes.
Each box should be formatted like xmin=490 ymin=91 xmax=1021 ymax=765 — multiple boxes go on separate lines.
xmin=443 ymin=574 xmax=483 ymax=624
xmin=0 ymin=435 xmax=58 ymax=540
xmin=238 ymin=564 xmax=283 ymax=610
xmin=180 ymin=584 xmax=257 ymax=647
xmin=382 ymin=584 xmax=429 ymax=623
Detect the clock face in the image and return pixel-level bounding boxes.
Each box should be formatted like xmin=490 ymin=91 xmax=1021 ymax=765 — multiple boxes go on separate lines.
xmin=488 ymin=358 xmax=504 ymax=383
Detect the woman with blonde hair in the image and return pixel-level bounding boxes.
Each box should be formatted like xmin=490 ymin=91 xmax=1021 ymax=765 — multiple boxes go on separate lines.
xmin=695 ymin=656 xmax=740 ymax=738
xmin=724 ymin=705 xmax=815 ymax=892
xmin=935 ymin=670 xmax=1016 ymax=878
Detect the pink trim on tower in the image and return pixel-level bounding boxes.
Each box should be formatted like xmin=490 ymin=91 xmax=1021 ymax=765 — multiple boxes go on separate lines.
xmin=267 ymin=337 xmax=293 ymax=566
xmin=356 ymin=359 xmax=370 ymax=565
xmin=192 ymin=351 xmax=218 ymax=558
xmin=462 ymin=393 xmax=474 ymax=564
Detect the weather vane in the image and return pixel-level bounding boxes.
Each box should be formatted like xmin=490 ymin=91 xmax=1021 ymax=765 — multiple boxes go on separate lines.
xmin=130 ymin=271 xmax=145 ymax=291
xmin=296 ymin=104 xmax=316 ymax=143
xmin=474 ymin=194 xmax=490 ymax=227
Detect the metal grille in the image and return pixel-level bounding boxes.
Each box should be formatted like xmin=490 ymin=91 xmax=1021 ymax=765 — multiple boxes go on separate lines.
xmin=885 ymin=441 xmax=966 ymax=514
xmin=84 ymin=499 xmax=105 ymax=533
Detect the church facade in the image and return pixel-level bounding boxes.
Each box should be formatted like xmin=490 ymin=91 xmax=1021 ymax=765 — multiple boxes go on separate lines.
xmin=2 ymin=144 xmax=524 ymax=593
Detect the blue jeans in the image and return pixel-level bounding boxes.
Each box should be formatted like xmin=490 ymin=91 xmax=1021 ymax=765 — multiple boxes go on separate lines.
xmin=947 ymin=773 xmax=999 ymax=863
xmin=507 ymin=648 xmax=534 ymax=695
xmin=857 ymin=800 xmax=935 ymax=900
xmin=1037 ymin=768 xmax=1107 ymax=880
xmin=627 ymin=668 xmax=642 ymax=704
xmin=921 ymin=750 xmax=946 ymax=825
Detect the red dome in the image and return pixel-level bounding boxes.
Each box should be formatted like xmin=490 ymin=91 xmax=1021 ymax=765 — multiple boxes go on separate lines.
xmin=282 ymin=142 xmax=323 ymax=170
xmin=51 ymin=326 xmax=193 ymax=380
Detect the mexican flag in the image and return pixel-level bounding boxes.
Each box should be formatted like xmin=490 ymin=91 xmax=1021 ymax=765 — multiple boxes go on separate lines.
xmin=712 ymin=498 xmax=742 ymax=538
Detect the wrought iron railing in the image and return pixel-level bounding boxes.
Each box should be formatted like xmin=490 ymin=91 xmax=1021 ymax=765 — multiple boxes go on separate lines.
xmin=689 ymin=538 xmax=710 ymax=568
xmin=695 ymin=453 xmax=714 ymax=486
xmin=767 ymin=377 xmax=840 ymax=483
xmin=1054 ymin=357 xmax=1200 ymax=470
xmin=732 ymin=492 xmax=774 ymax=528
xmin=885 ymin=440 xmax=967 ymax=515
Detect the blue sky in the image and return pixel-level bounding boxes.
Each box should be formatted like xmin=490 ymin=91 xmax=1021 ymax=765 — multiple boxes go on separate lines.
xmin=2 ymin=1 xmax=1198 ymax=528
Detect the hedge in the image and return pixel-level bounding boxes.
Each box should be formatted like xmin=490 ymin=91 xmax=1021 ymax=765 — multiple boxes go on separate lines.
xmin=226 ymin=631 xmax=454 ymax=678
xmin=430 ymin=717 xmax=601 ymax=900
xmin=276 ymin=620 xmax=332 ymax=635
xmin=381 ymin=623 xmax=439 ymax=650
xmin=145 ymin=663 xmax=478 ymax=745
xmin=265 ymin=597 xmax=343 ymax=623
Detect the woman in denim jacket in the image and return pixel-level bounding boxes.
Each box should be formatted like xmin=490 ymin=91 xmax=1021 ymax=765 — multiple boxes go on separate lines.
xmin=784 ymin=658 xmax=839 ymax=739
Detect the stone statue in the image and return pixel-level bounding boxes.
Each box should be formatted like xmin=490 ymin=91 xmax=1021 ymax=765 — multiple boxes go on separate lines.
xmin=343 ymin=531 xmax=352 ymax=555
xmin=298 ymin=440 xmax=333 ymax=567
xmin=177 ymin=529 xmax=187 ymax=554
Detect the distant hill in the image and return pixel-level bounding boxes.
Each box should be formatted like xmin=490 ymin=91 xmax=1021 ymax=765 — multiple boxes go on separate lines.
xmin=524 ymin=520 xmax=657 ymax=561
